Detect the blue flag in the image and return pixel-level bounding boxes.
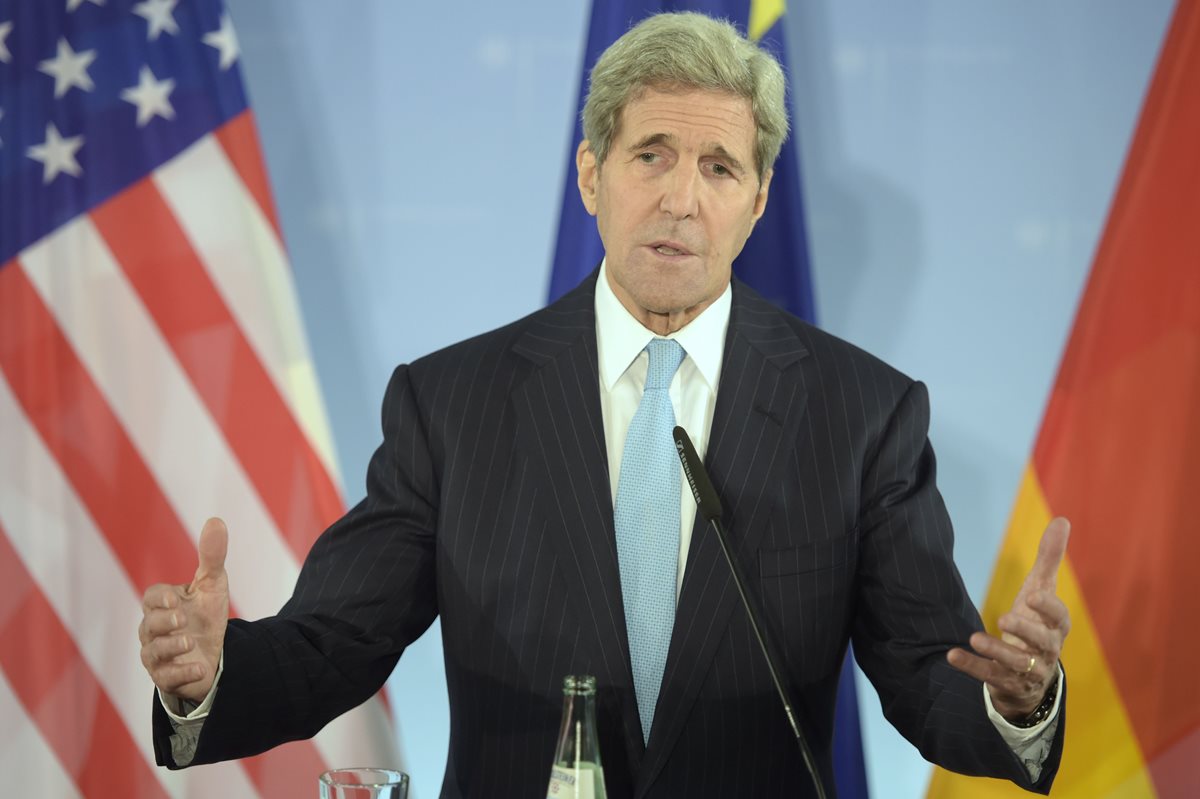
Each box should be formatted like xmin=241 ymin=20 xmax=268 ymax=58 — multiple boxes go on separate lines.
xmin=547 ymin=2 xmax=868 ymax=796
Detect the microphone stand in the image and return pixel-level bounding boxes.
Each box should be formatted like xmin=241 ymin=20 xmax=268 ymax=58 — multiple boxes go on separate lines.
xmin=673 ymin=426 xmax=829 ymax=799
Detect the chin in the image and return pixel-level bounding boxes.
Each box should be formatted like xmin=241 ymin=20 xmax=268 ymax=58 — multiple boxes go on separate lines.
xmin=611 ymin=255 xmax=720 ymax=314
xmin=631 ymin=285 xmax=709 ymax=316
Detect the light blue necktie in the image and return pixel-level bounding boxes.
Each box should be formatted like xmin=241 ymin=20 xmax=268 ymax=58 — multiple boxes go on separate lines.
xmin=614 ymin=337 xmax=686 ymax=745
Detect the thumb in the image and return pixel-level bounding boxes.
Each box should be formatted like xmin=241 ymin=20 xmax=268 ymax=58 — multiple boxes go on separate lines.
xmin=193 ymin=517 xmax=228 ymax=585
xmin=1026 ymin=516 xmax=1070 ymax=590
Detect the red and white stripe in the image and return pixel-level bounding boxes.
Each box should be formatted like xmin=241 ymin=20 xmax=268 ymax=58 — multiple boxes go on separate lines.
xmin=0 ymin=111 xmax=401 ymax=798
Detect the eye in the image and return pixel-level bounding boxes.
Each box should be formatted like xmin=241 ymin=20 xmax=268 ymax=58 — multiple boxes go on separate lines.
xmin=638 ymin=152 xmax=659 ymax=164
xmin=709 ymin=162 xmax=731 ymax=177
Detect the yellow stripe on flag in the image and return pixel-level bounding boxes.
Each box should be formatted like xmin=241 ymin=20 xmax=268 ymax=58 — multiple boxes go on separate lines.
xmin=926 ymin=466 xmax=1156 ymax=798
xmin=748 ymin=0 xmax=785 ymax=41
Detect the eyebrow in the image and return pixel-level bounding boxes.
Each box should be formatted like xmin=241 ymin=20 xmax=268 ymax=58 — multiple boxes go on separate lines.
xmin=628 ymin=133 xmax=749 ymax=176
xmin=710 ymin=145 xmax=748 ymax=177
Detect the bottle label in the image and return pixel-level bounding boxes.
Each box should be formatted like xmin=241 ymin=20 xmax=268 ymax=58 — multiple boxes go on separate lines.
xmin=547 ymin=765 xmax=596 ymax=799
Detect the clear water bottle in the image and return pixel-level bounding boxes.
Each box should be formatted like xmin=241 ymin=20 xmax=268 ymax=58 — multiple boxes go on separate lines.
xmin=546 ymin=675 xmax=607 ymax=799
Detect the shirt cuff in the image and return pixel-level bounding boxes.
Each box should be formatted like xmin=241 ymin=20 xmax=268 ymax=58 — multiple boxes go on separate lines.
xmin=158 ymin=651 xmax=224 ymax=721
xmin=983 ymin=664 xmax=1064 ymax=782
xmin=159 ymin=653 xmax=223 ymax=767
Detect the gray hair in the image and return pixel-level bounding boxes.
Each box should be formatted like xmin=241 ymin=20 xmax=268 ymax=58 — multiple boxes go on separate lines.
xmin=581 ymin=12 xmax=789 ymax=182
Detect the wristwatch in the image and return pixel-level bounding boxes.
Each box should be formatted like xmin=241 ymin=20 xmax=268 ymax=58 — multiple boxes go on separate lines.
xmin=1013 ymin=675 xmax=1059 ymax=728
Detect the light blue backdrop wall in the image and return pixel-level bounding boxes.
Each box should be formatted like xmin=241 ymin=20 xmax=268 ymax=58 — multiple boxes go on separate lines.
xmin=225 ymin=2 xmax=1175 ymax=797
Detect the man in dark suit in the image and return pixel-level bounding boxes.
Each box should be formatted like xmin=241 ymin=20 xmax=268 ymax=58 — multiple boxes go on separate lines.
xmin=138 ymin=12 xmax=1070 ymax=797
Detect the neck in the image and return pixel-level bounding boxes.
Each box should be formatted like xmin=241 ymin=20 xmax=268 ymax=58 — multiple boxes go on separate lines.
xmin=636 ymin=306 xmax=704 ymax=336
xmin=605 ymin=271 xmax=724 ymax=336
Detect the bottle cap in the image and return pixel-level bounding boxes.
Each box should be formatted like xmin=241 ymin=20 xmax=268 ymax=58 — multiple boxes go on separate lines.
xmin=562 ymin=674 xmax=597 ymax=694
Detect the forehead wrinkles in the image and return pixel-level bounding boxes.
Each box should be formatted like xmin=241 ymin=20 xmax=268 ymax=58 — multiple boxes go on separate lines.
xmin=620 ymin=94 xmax=754 ymax=156
xmin=630 ymin=112 xmax=745 ymax=145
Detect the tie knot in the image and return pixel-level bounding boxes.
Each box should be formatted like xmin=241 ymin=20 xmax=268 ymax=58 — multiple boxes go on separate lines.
xmin=645 ymin=338 xmax=685 ymax=390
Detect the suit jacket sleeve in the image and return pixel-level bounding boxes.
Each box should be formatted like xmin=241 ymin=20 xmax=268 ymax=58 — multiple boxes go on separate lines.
xmin=849 ymin=380 xmax=1064 ymax=793
xmin=153 ymin=364 xmax=440 ymax=767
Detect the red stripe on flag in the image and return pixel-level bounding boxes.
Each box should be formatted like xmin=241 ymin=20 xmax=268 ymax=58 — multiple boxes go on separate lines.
xmin=0 ymin=526 xmax=169 ymax=799
xmin=214 ymin=110 xmax=284 ymax=243
xmin=0 ymin=260 xmax=333 ymax=794
xmin=0 ymin=261 xmax=199 ymax=591
xmin=210 ymin=111 xmax=398 ymax=718
xmin=207 ymin=118 xmax=401 ymax=721
xmin=240 ymin=742 xmax=336 ymax=798
xmin=1032 ymin=0 xmax=1200 ymax=783
xmin=90 ymin=180 xmax=345 ymax=563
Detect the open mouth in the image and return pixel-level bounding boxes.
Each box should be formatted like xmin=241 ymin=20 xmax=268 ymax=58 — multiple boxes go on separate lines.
xmin=648 ymin=241 xmax=694 ymax=257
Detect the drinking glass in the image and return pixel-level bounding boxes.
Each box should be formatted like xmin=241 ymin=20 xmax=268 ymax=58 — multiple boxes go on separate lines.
xmin=318 ymin=767 xmax=409 ymax=799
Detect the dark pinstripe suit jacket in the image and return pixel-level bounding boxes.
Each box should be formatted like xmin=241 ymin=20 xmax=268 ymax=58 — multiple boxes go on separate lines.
xmin=154 ymin=272 xmax=1064 ymax=797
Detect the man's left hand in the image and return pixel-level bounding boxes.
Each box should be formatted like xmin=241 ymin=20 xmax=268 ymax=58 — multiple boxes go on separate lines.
xmin=947 ymin=516 xmax=1072 ymax=722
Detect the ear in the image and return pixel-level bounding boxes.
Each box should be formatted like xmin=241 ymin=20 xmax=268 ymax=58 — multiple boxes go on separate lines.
xmin=576 ymin=141 xmax=599 ymax=216
xmin=751 ymin=167 xmax=773 ymax=223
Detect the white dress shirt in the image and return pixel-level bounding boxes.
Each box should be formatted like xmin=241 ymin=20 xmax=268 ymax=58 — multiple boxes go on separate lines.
xmin=595 ymin=260 xmax=730 ymax=597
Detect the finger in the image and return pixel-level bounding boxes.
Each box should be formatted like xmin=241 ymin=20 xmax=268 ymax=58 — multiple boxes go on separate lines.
xmin=141 ymin=634 xmax=195 ymax=668
xmin=149 ymin=660 xmax=207 ymax=693
xmin=997 ymin=613 xmax=1061 ymax=654
xmin=949 ymin=643 xmax=1050 ymax=695
xmin=1026 ymin=516 xmax=1070 ymax=589
xmin=192 ymin=517 xmax=228 ymax=585
xmin=142 ymin=583 xmax=180 ymax=613
xmin=141 ymin=608 xmax=187 ymax=639
xmin=947 ymin=647 xmax=1010 ymax=685
xmin=1026 ymin=592 xmax=1071 ymax=632
xmin=968 ymin=632 xmax=1047 ymax=676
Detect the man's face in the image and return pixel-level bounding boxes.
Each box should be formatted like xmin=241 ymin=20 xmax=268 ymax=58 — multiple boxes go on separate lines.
xmin=577 ymin=86 xmax=772 ymax=332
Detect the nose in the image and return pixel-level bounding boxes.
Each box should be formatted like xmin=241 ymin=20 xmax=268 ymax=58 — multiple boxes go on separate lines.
xmin=659 ymin=165 xmax=700 ymax=220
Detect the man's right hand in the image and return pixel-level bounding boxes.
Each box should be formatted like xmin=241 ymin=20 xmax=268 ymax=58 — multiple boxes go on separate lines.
xmin=139 ymin=517 xmax=230 ymax=704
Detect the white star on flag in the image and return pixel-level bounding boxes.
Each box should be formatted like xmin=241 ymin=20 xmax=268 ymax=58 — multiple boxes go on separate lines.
xmin=67 ymin=0 xmax=106 ymax=12
xmin=120 ymin=65 xmax=176 ymax=126
xmin=133 ymin=0 xmax=180 ymax=41
xmin=26 ymin=122 xmax=85 ymax=183
xmin=203 ymin=12 xmax=239 ymax=71
xmin=0 ymin=21 xmax=13 ymax=64
xmin=38 ymin=37 xmax=97 ymax=98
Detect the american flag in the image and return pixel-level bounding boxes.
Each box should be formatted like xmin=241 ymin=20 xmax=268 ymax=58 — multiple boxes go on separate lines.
xmin=0 ymin=0 xmax=400 ymax=796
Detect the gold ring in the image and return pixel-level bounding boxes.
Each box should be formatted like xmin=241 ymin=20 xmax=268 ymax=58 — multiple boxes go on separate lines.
xmin=1024 ymin=655 xmax=1036 ymax=674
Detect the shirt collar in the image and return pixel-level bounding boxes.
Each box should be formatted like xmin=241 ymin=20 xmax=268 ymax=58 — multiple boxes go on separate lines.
xmin=595 ymin=258 xmax=731 ymax=393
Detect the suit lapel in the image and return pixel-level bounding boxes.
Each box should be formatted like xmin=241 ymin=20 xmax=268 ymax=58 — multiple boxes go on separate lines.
xmin=635 ymin=281 xmax=811 ymax=797
xmin=510 ymin=274 xmax=646 ymax=773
